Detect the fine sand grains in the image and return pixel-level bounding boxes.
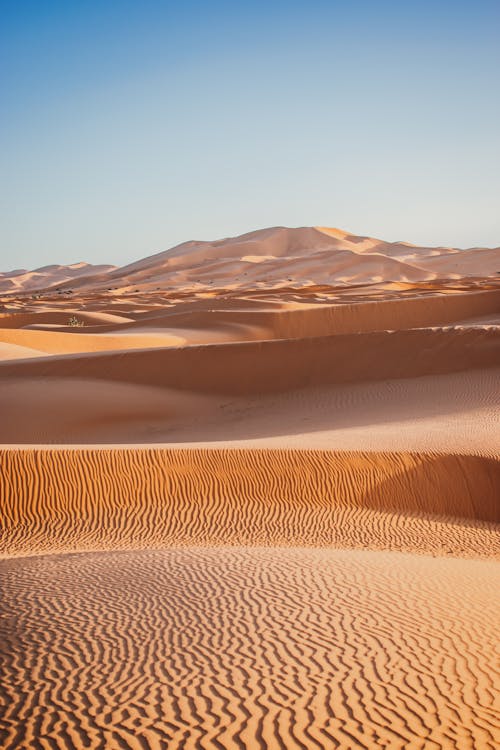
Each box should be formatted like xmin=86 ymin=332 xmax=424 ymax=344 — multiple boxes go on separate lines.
xmin=1 ymin=547 xmax=499 ymax=750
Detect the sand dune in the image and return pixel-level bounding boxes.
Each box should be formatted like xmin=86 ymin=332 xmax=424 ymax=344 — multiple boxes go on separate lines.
xmin=1 ymin=448 xmax=499 ymax=560
xmin=2 ymin=226 xmax=493 ymax=296
xmin=94 ymin=225 xmax=497 ymax=290
xmin=0 ymin=328 xmax=189 ymax=357
xmin=0 ymin=261 xmax=115 ymax=294
xmin=0 ymin=341 xmax=48 ymax=361
xmin=0 ymin=309 xmax=135 ymax=328
xmin=1 ymin=225 xmax=499 ymax=749
xmin=0 ymin=283 xmax=498 ymax=367
xmin=2 ymin=283 xmax=498 ymax=337
xmin=0 ymin=326 xmax=497 ymax=403
xmin=0 ymin=368 xmax=498 ymax=451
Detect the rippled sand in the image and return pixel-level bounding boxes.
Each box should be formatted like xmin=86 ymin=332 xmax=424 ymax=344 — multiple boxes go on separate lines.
xmin=1 ymin=448 xmax=499 ymax=559
xmin=2 ymin=547 xmax=499 ymax=749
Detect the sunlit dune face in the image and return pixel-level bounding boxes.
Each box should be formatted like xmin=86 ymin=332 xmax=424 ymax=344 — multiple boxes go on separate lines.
xmin=315 ymin=226 xmax=350 ymax=239
xmin=241 ymin=255 xmax=277 ymax=263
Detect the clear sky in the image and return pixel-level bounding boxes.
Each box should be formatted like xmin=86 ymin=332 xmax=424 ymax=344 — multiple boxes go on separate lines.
xmin=1 ymin=0 xmax=499 ymax=270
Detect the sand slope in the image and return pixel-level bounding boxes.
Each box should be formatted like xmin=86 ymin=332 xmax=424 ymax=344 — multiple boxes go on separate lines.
xmin=0 ymin=321 xmax=498 ymax=391
xmin=0 ymin=368 xmax=498 ymax=450
xmin=1 ymin=448 xmax=499 ymax=559
xmin=3 ymin=226 xmax=497 ymax=299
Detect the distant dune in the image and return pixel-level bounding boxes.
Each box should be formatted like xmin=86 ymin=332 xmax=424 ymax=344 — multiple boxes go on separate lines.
xmin=0 ymin=261 xmax=116 ymax=294
xmin=2 ymin=226 xmax=499 ymax=298
xmin=1 ymin=226 xmax=499 ymax=749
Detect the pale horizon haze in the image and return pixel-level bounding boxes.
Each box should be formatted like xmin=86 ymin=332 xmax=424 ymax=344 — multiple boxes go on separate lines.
xmin=1 ymin=0 xmax=499 ymax=271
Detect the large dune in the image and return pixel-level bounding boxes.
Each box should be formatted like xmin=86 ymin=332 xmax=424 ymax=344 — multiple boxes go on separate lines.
xmin=0 ymin=226 xmax=499 ymax=749
xmin=3 ymin=226 xmax=498 ymax=299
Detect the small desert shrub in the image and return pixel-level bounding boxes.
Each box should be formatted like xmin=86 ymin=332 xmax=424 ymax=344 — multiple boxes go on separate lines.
xmin=68 ymin=316 xmax=85 ymax=327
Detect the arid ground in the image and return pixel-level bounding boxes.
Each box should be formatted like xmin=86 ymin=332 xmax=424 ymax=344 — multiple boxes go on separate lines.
xmin=1 ymin=226 xmax=499 ymax=749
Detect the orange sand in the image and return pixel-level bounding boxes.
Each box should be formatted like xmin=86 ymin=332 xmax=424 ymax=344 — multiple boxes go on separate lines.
xmin=2 ymin=547 xmax=499 ymax=749
xmin=0 ymin=226 xmax=499 ymax=749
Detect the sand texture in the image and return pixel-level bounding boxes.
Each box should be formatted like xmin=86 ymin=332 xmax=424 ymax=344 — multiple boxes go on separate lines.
xmin=1 ymin=448 xmax=499 ymax=560
xmin=0 ymin=226 xmax=499 ymax=749
xmin=2 ymin=548 xmax=499 ymax=750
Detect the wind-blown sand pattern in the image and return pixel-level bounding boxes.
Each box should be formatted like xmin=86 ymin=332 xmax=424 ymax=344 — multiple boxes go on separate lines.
xmin=1 ymin=448 xmax=499 ymax=559
xmin=1 ymin=227 xmax=499 ymax=748
xmin=1 ymin=548 xmax=499 ymax=750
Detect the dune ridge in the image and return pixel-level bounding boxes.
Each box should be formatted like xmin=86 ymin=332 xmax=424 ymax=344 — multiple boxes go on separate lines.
xmin=38 ymin=226 xmax=500 ymax=293
xmin=0 ymin=326 xmax=497 ymax=401
xmin=1 ymin=448 xmax=498 ymax=559
xmin=0 ymin=286 xmax=498 ymax=359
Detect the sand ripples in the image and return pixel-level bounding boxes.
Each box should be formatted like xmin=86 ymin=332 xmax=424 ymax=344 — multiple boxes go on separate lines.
xmin=1 ymin=547 xmax=498 ymax=749
xmin=1 ymin=449 xmax=498 ymax=558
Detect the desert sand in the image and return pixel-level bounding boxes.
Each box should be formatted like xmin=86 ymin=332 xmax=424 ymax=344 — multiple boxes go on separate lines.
xmin=0 ymin=226 xmax=499 ymax=749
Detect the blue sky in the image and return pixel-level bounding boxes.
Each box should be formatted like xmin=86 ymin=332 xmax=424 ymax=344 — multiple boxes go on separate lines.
xmin=1 ymin=0 xmax=499 ymax=269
